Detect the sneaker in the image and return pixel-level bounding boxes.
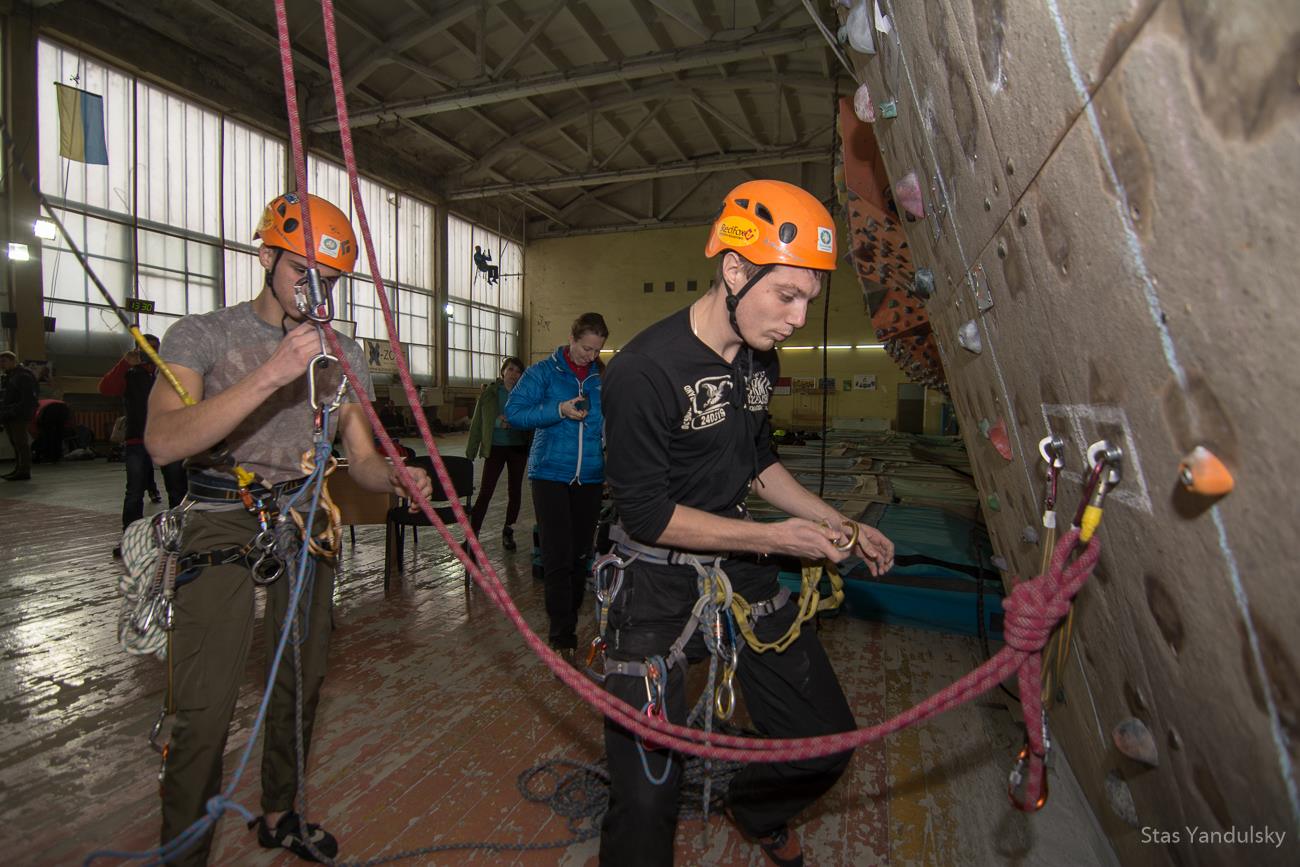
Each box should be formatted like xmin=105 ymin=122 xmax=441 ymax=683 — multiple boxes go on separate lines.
xmin=252 ymin=811 xmax=339 ymax=862
xmin=2 ymin=473 xmax=30 ymax=481
xmin=502 ymin=526 xmax=517 ymax=552
xmin=149 ymin=491 xmax=162 ymax=504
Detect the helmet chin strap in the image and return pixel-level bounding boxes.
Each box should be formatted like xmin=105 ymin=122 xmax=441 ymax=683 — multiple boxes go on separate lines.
xmin=724 ymin=263 xmax=774 ymax=341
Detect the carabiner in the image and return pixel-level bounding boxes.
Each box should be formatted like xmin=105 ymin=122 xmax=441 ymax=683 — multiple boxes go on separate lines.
xmin=715 ymin=668 xmax=736 ymax=720
xmin=308 ymin=353 xmax=341 ymax=411
xmin=295 ymin=269 xmax=335 ymax=323
xmin=586 ymin=636 xmax=607 ymax=669
xmin=148 ymin=707 xmax=167 ymax=754
xmin=1007 ymin=742 xmax=1050 ymax=812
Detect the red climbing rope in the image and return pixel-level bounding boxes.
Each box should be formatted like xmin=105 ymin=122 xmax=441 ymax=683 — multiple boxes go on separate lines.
xmin=275 ymin=0 xmax=1103 ymax=788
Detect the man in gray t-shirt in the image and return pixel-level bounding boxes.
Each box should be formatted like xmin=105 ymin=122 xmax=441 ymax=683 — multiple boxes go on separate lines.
xmin=144 ymin=193 xmax=431 ymax=865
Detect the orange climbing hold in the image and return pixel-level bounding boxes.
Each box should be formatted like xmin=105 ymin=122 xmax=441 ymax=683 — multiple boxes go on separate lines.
xmin=1178 ymin=446 xmax=1234 ymax=496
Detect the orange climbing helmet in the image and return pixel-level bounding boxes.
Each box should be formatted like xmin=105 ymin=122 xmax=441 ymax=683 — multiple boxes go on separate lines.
xmin=704 ymin=179 xmax=837 ymax=271
xmin=255 ymin=192 xmax=358 ymax=272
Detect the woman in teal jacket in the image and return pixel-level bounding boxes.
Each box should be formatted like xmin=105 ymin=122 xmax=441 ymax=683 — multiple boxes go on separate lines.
xmin=466 ymin=356 xmax=527 ymax=550
xmin=505 ymin=312 xmax=608 ymax=656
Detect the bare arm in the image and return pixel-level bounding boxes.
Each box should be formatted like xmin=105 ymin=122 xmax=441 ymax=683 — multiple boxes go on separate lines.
xmin=336 ymin=403 xmax=432 ymax=504
xmin=144 ymin=322 xmax=324 ymax=466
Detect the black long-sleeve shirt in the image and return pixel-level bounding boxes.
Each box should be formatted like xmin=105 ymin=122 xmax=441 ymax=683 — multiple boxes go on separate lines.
xmin=603 ymin=306 xmax=778 ymax=544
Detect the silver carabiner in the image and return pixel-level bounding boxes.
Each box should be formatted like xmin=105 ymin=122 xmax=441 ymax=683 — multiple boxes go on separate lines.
xmin=308 ymin=353 xmax=340 ymax=411
xmin=296 ymin=269 xmax=335 ymax=323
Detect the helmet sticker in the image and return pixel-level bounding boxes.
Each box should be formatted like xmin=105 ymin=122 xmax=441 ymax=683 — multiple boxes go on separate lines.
xmin=318 ymin=234 xmax=341 ymax=257
xmin=817 ymin=226 xmax=834 ymax=253
xmin=716 ymin=215 xmax=759 ymax=248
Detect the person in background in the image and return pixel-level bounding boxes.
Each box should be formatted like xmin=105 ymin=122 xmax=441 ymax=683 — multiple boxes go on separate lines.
xmin=31 ymin=396 xmax=71 ymax=464
xmin=505 ymin=313 xmax=608 ymax=661
xmin=99 ymin=334 xmax=187 ymax=556
xmin=0 ymin=351 xmax=38 ymax=481
xmin=466 ymin=356 xmax=527 ymax=552
xmin=472 ymin=245 xmax=500 ymax=284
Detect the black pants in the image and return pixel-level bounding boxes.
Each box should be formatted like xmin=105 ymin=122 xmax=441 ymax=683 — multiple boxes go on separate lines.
xmin=122 ymin=443 xmax=187 ymax=529
xmin=599 ymin=558 xmax=856 ymax=866
xmin=469 ymin=444 xmax=528 ymax=534
xmin=531 ymin=478 xmax=603 ymax=649
xmin=32 ymin=404 xmax=70 ymax=463
xmin=3 ymin=418 xmax=31 ymax=475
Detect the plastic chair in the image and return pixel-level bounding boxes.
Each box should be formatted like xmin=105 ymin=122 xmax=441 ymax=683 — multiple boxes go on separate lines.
xmin=383 ymin=454 xmax=475 ymax=587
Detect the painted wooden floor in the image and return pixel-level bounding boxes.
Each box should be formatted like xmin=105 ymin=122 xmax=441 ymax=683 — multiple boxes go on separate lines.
xmin=0 ymin=443 xmax=1117 ymax=866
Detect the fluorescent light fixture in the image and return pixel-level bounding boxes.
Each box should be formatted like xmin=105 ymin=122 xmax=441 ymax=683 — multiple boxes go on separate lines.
xmin=857 ymin=343 xmax=885 ymax=349
xmin=778 ymin=344 xmax=865 ymax=350
xmin=777 ymin=345 xmax=817 ymax=350
xmin=33 ymin=219 xmax=57 ymax=241
xmin=825 ymin=344 xmax=853 ymax=350
xmin=7 ymin=243 xmax=30 ymax=261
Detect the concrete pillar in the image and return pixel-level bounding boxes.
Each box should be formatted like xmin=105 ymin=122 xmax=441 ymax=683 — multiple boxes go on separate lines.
xmin=3 ymin=12 xmax=45 ymax=360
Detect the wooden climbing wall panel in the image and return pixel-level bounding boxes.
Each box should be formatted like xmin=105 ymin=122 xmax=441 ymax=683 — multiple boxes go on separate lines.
xmin=842 ymin=0 xmax=1300 ymax=863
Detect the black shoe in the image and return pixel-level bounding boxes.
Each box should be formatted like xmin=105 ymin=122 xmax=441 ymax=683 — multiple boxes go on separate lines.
xmin=502 ymin=526 xmax=517 ymax=551
xmin=112 ymin=547 xmax=122 ymax=559
xmin=149 ymin=491 xmax=162 ymax=504
xmin=252 ymin=811 xmax=339 ymax=862
xmin=3 ymin=473 xmax=30 ymax=481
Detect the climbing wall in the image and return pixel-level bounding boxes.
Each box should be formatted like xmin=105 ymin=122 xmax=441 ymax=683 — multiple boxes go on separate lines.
xmin=839 ymin=1 xmax=1300 ymax=863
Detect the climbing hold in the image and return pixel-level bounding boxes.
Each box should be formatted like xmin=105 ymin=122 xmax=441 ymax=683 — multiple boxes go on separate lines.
xmin=1112 ymin=718 xmax=1160 ymax=767
xmin=986 ymin=493 xmax=1001 ymax=512
xmin=978 ymin=417 xmax=992 ymax=438
xmin=1178 ymin=446 xmax=1234 ymax=497
xmin=878 ymin=98 xmax=898 ymax=119
xmin=874 ymin=0 xmax=892 ymax=34
xmin=913 ymin=268 xmax=935 ymax=299
xmin=894 ymin=172 xmax=925 ymax=219
xmin=989 ymin=418 xmax=1013 ymax=461
xmin=853 ymin=82 xmax=876 ymax=123
xmin=1021 ymin=525 xmax=1039 ymax=544
xmin=991 ymin=555 xmax=1009 ymax=571
xmin=957 ymin=320 xmax=982 ymax=354
xmin=840 ymin=0 xmax=876 ymax=54
xmin=1105 ymin=771 xmax=1140 ymax=828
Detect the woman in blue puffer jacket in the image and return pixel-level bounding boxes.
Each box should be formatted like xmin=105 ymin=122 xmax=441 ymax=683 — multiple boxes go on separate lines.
xmin=505 ymin=312 xmax=608 ymax=657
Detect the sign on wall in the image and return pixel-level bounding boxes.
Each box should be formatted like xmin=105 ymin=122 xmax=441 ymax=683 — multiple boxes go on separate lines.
xmin=853 ymin=373 xmax=877 ymax=391
xmin=362 ymin=338 xmax=401 ymax=375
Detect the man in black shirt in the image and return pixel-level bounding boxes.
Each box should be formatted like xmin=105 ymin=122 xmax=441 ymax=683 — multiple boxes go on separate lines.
xmin=601 ymin=179 xmax=894 ymax=866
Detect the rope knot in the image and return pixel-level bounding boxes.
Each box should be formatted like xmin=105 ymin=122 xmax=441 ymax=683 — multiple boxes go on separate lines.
xmin=1002 ymin=573 xmax=1072 ymax=653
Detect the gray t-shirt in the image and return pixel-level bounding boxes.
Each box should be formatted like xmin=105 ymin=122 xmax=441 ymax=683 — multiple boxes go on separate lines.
xmin=161 ymin=302 xmax=375 ymax=484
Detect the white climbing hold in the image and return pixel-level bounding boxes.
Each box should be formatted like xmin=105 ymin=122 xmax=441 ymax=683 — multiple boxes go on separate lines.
xmin=957 ymin=320 xmax=982 ymax=354
xmin=853 ymin=82 xmax=876 ymax=123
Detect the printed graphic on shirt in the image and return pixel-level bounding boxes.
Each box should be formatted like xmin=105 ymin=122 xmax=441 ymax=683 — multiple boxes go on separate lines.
xmin=681 ymin=375 xmax=734 ymax=430
xmin=746 ymin=369 xmax=772 ymax=411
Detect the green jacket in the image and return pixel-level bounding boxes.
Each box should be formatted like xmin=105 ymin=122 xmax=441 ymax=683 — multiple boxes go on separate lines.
xmin=466 ymin=380 xmax=523 ymax=460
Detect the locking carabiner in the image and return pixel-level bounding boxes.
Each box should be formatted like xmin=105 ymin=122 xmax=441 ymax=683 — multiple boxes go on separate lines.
xmin=295 ymin=269 xmax=335 ymax=323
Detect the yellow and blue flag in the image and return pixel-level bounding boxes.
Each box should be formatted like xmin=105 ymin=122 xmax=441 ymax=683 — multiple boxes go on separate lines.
xmin=55 ymin=83 xmax=108 ymax=165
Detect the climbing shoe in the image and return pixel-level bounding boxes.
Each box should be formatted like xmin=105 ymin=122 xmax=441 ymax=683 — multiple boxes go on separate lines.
xmin=252 ymin=811 xmax=339 ymax=862
xmin=754 ymin=825 xmax=803 ymax=867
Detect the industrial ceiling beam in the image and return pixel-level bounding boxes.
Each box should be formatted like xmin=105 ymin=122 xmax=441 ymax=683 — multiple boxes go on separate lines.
xmin=309 ymin=27 xmax=822 ymax=130
xmin=465 ymin=75 xmax=833 ymax=173
xmin=447 ymin=147 xmax=825 ymax=199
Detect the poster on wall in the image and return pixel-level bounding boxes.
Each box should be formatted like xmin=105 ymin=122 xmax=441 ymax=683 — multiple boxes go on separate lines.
xmin=363 ymin=338 xmax=401 ymax=375
xmin=791 ymin=376 xmax=817 ymax=394
xmin=853 ymin=373 xmax=877 ymax=391
xmin=774 ymin=376 xmax=792 ymax=396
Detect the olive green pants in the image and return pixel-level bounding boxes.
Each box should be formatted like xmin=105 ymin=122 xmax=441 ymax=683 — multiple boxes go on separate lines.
xmin=160 ymin=508 xmax=334 ymax=865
